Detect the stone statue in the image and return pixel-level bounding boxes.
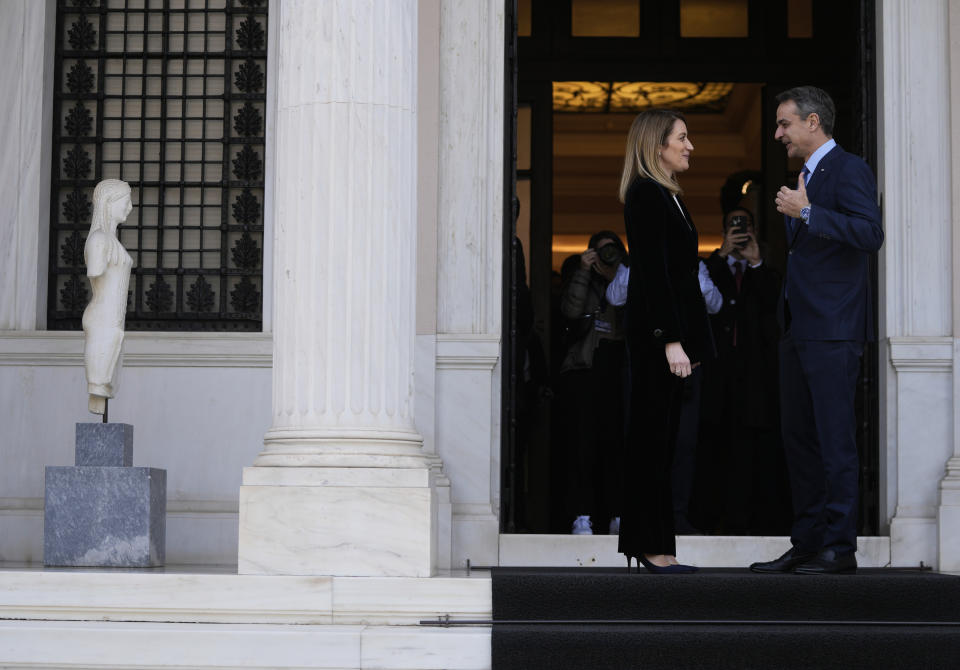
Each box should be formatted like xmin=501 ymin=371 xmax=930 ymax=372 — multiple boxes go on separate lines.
xmin=82 ymin=179 xmax=133 ymax=415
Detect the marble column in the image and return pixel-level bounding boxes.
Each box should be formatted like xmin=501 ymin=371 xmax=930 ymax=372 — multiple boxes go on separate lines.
xmin=879 ymin=0 xmax=955 ymax=568
xmin=434 ymin=0 xmax=504 ymax=568
xmin=238 ymin=0 xmax=436 ymax=576
xmin=939 ymin=0 xmax=960 ymax=573
xmin=0 ymin=0 xmax=54 ymax=330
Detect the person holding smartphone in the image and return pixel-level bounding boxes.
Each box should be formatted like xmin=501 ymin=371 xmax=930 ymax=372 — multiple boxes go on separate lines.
xmin=718 ymin=208 xmax=760 ymax=265
xmin=698 ymin=208 xmax=789 ymax=535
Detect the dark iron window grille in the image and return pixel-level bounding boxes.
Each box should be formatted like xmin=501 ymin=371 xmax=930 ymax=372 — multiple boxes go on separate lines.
xmin=50 ymin=0 xmax=268 ymax=331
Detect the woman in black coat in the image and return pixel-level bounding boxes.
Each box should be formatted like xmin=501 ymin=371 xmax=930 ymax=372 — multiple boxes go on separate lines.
xmin=618 ymin=110 xmax=713 ymax=573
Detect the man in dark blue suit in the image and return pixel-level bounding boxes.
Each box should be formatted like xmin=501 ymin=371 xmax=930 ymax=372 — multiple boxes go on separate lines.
xmin=750 ymin=86 xmax=883 ymax=575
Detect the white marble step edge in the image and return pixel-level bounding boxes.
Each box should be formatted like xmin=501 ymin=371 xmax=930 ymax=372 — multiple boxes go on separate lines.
xmin=498 ymin=534 xmax=893 ymax=569
xmin=0 ymin=572 xmax=490 ymax=626
xmin=0 ymin=536 xmax=895 ymax=628
xmin=0 ymin=620 xmax=491 ymax=670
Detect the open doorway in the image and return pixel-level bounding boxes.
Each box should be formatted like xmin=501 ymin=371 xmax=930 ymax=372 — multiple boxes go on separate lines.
xmin=501 ymin=0 xmax=878 ymax=536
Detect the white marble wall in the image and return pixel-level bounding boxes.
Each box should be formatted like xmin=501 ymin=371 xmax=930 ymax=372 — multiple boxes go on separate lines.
xmin=434 ymin=0 xmax=505 ymax=568
xmin=887 ymin=338 xmax=953 ymax=567
xmin=0 ymin=0 xmax=54 ymax=330
xmin=940 ymin=0 xmax=960 ymax=573
xmin=0 ymin=1 xmax=282 ymax=566
xmin=437 ymin=1 xmax=504 ymax=336
xmin=879 ymin=0 xmax=956 ymax=568
xmin=0 ymin=332 xmax=271 ymax=564
xmin=414 ymin=3 xmax=454 ymax=571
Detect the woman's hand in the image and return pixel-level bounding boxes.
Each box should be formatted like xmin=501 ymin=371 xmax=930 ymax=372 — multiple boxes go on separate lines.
xmin=665 ymin=342 xmax=692 ymax=378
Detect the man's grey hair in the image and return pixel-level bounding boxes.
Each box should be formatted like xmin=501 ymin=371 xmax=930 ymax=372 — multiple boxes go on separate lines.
xmin=776 ymin=86 xmax=836 ymax=136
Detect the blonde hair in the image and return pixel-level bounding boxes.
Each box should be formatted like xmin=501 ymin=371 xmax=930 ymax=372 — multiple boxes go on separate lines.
xmin=618 ymin=110 xmax=686 ymax=202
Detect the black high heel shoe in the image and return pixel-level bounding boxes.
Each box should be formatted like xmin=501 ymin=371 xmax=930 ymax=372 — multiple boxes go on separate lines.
xmin=625 ymin=555 xmax=636 ymax=573
xmin=638 ymin=555 xmax=698 ymax=574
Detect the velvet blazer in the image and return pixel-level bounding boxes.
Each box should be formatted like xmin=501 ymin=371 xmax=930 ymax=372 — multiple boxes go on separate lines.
xmin=623 ymin=177 xmax=714 ymax=366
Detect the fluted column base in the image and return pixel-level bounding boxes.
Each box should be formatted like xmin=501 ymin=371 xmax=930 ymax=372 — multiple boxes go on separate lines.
xmin=238 ymin=464 xmax=435 ymax=577
xmin=938 ymin=457 xmax=960 ymax=572
xmin=255 ymin=427 xmax=431 ymax=468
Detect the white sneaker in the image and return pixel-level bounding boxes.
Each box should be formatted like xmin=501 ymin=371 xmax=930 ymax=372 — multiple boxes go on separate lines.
xmin=571 ymin=515 xmax=593 ymax=535
xmin=608 ymin=516 xmax=620 ymax=535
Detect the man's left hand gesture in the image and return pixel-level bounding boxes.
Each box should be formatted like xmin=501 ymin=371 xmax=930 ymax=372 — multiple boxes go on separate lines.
xmin=775 ymin=173 xmax=810 ymax=219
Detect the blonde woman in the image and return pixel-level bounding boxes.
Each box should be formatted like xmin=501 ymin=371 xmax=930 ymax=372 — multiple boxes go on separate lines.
xmin=617 ymin=110 xmax=713 ymax=573
xmin=82 ymin=179 xmax=133 ymax=415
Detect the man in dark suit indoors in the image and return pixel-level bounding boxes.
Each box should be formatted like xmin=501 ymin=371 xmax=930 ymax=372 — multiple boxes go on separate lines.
xmin=699 ymin=208 xmax=788 ymax=535
xmin=750 ymin=86 xmax=884 ymax=575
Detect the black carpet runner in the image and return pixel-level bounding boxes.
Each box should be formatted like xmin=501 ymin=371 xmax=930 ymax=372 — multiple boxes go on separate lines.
xmin=491 ymin=567 xmax=960 ymax=669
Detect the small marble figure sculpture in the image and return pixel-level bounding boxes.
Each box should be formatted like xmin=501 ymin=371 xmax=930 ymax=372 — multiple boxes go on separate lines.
xmin=82 ymin=179 xmax=134 ymax=415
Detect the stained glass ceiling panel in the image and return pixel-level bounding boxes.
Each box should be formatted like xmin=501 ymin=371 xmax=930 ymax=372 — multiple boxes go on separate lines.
xmin=553 ymin=81 xmax=735 ymax=113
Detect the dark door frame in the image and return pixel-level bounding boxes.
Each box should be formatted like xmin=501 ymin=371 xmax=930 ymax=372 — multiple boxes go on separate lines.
xmin=501 ymin=0 xmax=879 ymax=535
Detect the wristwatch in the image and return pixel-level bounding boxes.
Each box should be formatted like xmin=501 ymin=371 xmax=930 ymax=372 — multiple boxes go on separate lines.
xmin=799 ymin=206 xmax=811 ymax=222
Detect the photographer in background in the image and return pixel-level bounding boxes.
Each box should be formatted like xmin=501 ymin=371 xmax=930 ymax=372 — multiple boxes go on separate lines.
xmin=557 ymin=231 xmax=628 ymax=535
xmin=696 ymin=208 xmax=791 ymax=535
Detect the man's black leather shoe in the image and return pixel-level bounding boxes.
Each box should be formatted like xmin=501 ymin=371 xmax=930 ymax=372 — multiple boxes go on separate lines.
xmin=749 ymin=547 xmax=816 ymax=573
xmin=793 ymin=549 xmax=857 ymax=574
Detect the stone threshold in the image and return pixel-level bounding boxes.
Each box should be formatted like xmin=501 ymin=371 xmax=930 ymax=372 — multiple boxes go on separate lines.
xmin=0 ymin=620 xmax=491 ymax=670
xmin=0 ymin=567 xmax=490 ymax=626
xmin=498 ymin=535 xmax=894 ymax=569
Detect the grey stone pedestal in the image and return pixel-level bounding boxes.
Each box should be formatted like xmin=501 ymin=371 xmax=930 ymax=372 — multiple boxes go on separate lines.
xmin=44 ymin=423 xmax=166 ymax=567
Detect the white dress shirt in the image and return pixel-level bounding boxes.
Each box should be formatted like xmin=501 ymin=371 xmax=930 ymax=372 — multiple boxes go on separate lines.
xmin=605 ymin=260 xmax=722 ymax=315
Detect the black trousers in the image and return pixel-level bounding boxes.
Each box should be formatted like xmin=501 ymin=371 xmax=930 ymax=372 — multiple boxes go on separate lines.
xmin=559 ymin=340 xmax=626 ymax=525
xmin=780 ymin=333 xmax=862 ymax=555
xmin=671 ymin=365 xmax=701 ymax=526
xmin=619 ymin=345 xmax=684 ymax=557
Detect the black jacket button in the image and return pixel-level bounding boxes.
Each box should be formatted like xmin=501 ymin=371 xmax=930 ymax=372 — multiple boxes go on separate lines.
xmin=653 ymin=328 xmax=663 ymax=338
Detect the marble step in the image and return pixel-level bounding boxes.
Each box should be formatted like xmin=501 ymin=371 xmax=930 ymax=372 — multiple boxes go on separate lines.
xmin=0 ymin=620 xmax=491 ymax=670
xmin=497 ymin=534 xmax=893 ymax=569
xmin=0 ymin=568 xmax=489 ymax=625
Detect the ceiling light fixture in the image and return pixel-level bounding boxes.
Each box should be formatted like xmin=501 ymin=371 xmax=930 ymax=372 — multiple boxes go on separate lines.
xmin=553 ymin=81 xmax=735 ymax=113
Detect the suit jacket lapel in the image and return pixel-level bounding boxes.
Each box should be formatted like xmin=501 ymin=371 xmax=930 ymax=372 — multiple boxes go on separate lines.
xmin=671 ymin=192 xmax=699 ymax=256
xmin=804 ymin=144 xmax=840 ymax=204
xmin=676 ymin=196 xmax=695 ymax=234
